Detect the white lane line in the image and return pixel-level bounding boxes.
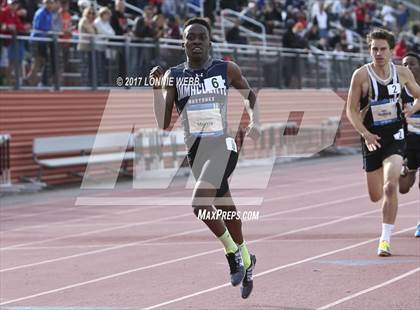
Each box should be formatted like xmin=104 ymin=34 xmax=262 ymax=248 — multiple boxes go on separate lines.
xmin=0 ymin=179 xmax=366 ymax=250
xmin=142 ymin=226 xmax=416 ymax=310
xmin=0 ymin=201 xmax=416 ymax=306
xmin=316 ymin=267 xmax=420 ymax=310
xmin=1 ymin=169 xmax=362 ymax=235
xmin=0 ymin=194 xmax=368 ymax=272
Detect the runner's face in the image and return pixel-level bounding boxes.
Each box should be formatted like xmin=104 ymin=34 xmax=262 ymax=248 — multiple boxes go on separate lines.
xmin=402 ymin=56 xmax=420 ymax=74
xmin=370 ymin=39 xmax=392 ymax=66
xmin=183 ymin=24 xmax=211 ymax=61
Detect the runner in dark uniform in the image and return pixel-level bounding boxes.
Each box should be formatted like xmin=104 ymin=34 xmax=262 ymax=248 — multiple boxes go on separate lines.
xmin=399 ymin=52 xmax=420 ymax=237
xmin=346 ymin=29 xmax=420 ymax=256
xmin=150 ymin=18 xmax=260 ymax=299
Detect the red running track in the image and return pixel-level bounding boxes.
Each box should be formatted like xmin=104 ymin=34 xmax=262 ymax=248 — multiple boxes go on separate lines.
xmin=0 ymin=154 xmax=419 ymax=309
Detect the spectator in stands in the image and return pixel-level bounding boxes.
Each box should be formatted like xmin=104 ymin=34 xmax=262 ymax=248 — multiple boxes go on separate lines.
xmin=153 ymin=14 xmax=165 ymax=40
xmin=282 ymin=19 xmax=307 ymax=87
xmin=241 ymin=2 xmax=262 ymax=33
xmin=395 ymin=2 xmax=409 ymax=33
xmin=354 ymin=1 xmax=366 ymax=35
xmin=27 ymin=0 xmax=55 ymax=86
xmin=149 ymin=0 xmax=162 ymax=13
xmin=0 ymin=0 xmax=27 ymax=84
xmin=78 ymin=6 xmax=96 ymax=85
xmin=19 ymin=0 xmax=40 ymax=24
xmin=110 ymin=0 xmax=128 ymax=36
xmin=305 ymin=24 xmax=320 ymax=43
xmin=318 ymin=37 xmax=330 ymax=51
xmin=394 ymin=37 xmax=408 ymax=60
xmin=261 ymin=1 xmax=282 ymax=35
xmin=167 ymin=15 xmax=181 ymax=39
xmin=226 ymin=18 xmax=247 ymax=44
xmin=95 ymin=7 xmax=115 ymax=39
xmin=95 ymin=6 xmax=115 ymax=86
xmin=161 ymin=0 xmax=176 ymax=17
xmin=313 ymin=2 xmax=329 ymax=39
xmin=381 ymin=0 xmax=395 ymax=30
xmin=203 ymin=0 xmax=216 ymax=25
xmin=110 ymin=0 xmax=128 ymax=80
xmin=60 ymin=0 xmax=72 ymax=74
xmin=78 ymin=6 xmax=96 ymax=51
xmin=51 ymin=0 xmax=61 ymax=33
xmin=77 ymin=0 xmax=90 ymax=16
xmin=328 ymin=0 xmax=343 ymax=22
xmin=133 ymin=14 xmax=153 ymax=40
xmin=339 ymin=9 xmax=353 ymax=29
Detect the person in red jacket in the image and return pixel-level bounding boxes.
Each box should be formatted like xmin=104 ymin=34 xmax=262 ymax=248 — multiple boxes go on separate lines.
xmin=394 ymin=38 xmax=408 ymax=60
xmin=0 ymin=0 xmax=29 ymax=84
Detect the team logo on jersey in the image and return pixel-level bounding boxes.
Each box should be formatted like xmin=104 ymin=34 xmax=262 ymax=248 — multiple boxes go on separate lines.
xmin=177 ymin=75 xmax=227 ymax=100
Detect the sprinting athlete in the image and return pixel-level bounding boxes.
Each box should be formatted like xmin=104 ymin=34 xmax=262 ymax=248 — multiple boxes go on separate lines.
xmin=346 ymin=28 xmax=420 ymax=256
xmin=399 ymin=52 xmax=420 ymax=237
xmin=150 ymin=17 xmax=260 ymax=298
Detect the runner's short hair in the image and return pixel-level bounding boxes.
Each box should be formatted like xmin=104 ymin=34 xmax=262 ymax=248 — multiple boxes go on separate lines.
xmin=184 ymin=17 xmax=211 ymax=37
xmin=367 ymin=28 xmax=395 ymax=49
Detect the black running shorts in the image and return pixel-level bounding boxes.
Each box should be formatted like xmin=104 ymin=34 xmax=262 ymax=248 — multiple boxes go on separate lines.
xmin=187 ymin=136 xmax=238 ymax=197
xmin=406 ymin=134 xmax=420 ymax=171
xmin=362 ymin=133 xmax=405 ymax=172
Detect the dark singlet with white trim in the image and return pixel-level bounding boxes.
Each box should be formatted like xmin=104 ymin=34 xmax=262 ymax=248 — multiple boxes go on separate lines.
xmin=360 ymin=62 xmax=403 ymax=136
xmin=169 ymin=58 xmax=229 ymax=146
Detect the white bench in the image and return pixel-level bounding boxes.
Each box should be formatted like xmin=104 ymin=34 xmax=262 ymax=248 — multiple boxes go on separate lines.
xmin=32 ymin=132 xmax=135 ymax=182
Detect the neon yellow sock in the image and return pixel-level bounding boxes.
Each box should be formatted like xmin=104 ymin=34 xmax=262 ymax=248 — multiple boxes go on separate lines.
xmin=218 ymin=229 xmax=238 ymax=254
xmin=238 ymin=241 xmax=251 ymax=269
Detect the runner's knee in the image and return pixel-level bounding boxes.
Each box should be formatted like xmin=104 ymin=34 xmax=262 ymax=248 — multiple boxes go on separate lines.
xmin=383 ymin=180 xmax=398 ymax=197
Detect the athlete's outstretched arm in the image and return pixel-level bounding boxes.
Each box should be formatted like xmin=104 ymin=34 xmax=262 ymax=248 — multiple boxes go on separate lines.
xmin=346 ymin=68 xmax=381 ymax=151
xmin=227 ymin=61 xmax=260 ymax=140
xmin=150 ymin=66 xmax=176 ymax=130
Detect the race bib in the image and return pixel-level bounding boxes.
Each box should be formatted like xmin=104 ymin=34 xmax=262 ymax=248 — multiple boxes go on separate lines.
xmin=393 ymin=128 xmax=404 ymax=140
xmin=203 ymin=75 xmax=226 ymax=91
xmin=387 ymin=83 xmax=401 ymax=96
xmin=407 ymin=114 xmax=420 ymax=135
xmin=225 ymin=137 xmax=237 ymax=152
xmin=186 ymin=103 xmax=223 ymax=136
xmin=370 ymin=99 xmax=399 ymax=126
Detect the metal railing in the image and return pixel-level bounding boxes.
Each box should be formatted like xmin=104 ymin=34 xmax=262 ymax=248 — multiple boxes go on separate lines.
xmin=221 ymin=8 xmax=266 ymax=47
xmin=0 ymin=33 xmax=369 ymax=91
